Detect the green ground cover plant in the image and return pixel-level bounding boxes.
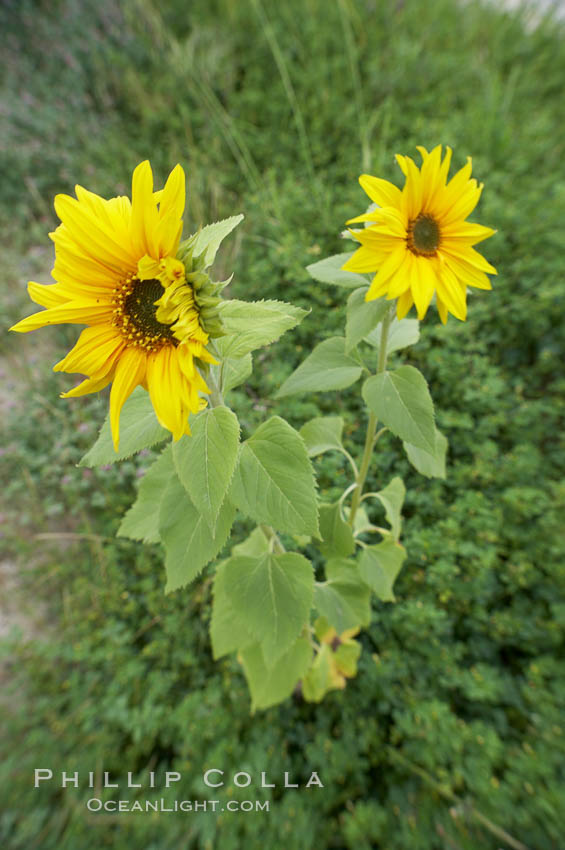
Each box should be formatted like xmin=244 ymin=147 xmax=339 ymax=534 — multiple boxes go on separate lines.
xmin=1 ymin=0 xmax=564 ymax=847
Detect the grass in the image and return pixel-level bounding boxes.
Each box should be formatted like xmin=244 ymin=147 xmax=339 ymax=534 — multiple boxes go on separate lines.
xmin=1 ymin=0 xmax=565 ymax=848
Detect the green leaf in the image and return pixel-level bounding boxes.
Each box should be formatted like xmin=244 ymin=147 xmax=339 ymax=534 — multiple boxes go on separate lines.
xmin=192 ymin=214 xmax=244 ymax=268
xmin=230 ymin=416 xmax=319 ymax=537
xmin=306 ymin=252 xmax=366 ymax=288
xmin=403 ymin=427 xmax=448 ymax=479
xmin=334 ymin=640 xmax=361 ymax=677
xmin=299 ymin=416 xmax=344 ymax=457
xmin=345 ymin=287 xmax=390 ymax=353
xmin=239 ymin=637 xmax=312 ymax=711
xmin=319 ymin=502 xmax=355 ymax=557
xmin=223 ymin=552 xmax=314 ymax=663
xmin=351 ymin=505 xmax=370 ymax=535
xmin=159 ymin=476 xmax=235 ymax=593
xmin=276 ymin=337 xmax=363 ymax=398
xmin=231 ymin=526 xmax=270 ymax=558
xmin=80 ymin=386 xmax=168 ymax=466
xmin=220 ymin=352 xmax=253 ymax=394
xmin=374 ymin=476 xmax=405 ymax=541
xmin=362 ymin=365 xmax=435 ymax=453
xmin=117 ymin=446 xmax=174 ymax=544
xmin=210 ymin=561 xmax=255 ymax=659
xmin=366 ymin=317 xmax=420 ymax=354
xmin=314 ymin=558 xmax=371 ymax=632
xmin=359 ymin=540 xmax=406 ymax=602
xmin=219 ymin=299 xmax=308 ymax=357
xmin=172 ymin=407 xmax=240 ymax=533
xmin=301 ymin=644 xmax=333 ymax=703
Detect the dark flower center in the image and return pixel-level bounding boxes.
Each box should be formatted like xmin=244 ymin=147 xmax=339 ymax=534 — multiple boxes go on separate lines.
xmin=124 ymin=279 xmax=175 ymax=341
xmin=408 ymin=214 xmax=440 ymax=256
xmin=113 ymin=277 xmax=177 ymax=351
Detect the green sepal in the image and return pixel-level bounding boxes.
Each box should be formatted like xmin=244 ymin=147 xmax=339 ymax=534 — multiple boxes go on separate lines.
xmin=191 ymin=214 xmax=244 ymax=268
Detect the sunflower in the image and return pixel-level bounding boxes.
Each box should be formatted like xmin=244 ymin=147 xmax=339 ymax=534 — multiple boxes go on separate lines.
xmin=10 ymin=161 xmax=222 ymax=449
xmin=342 ymin=145 xmax=497 ymax=322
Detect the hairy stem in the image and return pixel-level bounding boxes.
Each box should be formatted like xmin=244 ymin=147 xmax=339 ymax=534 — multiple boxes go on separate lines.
xmin=260 ymin=524 xmax=285 ymax=554
xmin=204 ymin=365 xmax=224 ymax=408
xmin=348 ymin=305 xmax=393 ymax=526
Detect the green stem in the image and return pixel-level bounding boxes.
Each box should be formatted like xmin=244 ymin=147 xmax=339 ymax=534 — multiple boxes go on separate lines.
xmin=348 ymin=305 xmax=393 ymax=527
xmin=260 ymin=524 xmax=285 ymax=554
xmin=205 ymin=365 xmax=224 ymax=407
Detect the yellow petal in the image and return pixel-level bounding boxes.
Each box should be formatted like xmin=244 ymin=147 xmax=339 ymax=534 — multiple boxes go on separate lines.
xmin=411 ymin=256 xmax=437 ymax=320
xmin=159 ymin=164 xmax=185 ymax=223
xmin=436 ymin=295 xmax=448 ymax=324
xmin=109 ymin=348 xmax=148 ymax=450
xmin=441 ymin=253 xmax=493 ymax=290
xmin=342 ymin=246 xmax=380 ymax=273
xmin=137 ymin=254 xmax=162 ymax=280
xmin=74 ymin=187 xmax=133 ymax=254
xmin=10 ymin=300 xmax=113 ymax=333
xmin=53 ymin=325 xmax=124 ymax=376
xmin=442 ymin=243 xmax=497 ymax=275
xmin=425 ymin=146 xmax=453 ymax=210
xmin=437 ymin=146 xmax=453 ymax=184
xmin=367 ymin=206 xmax=407 ymax=237
xmin=27 ymin=281 xmax=68 ymax=308
xmin=436 ymin=263 xmax=467 ymax=321
xmin=61 ymin=374 xmax=113 ymax=398
xmin=418 ymin=145 xmax=443 ymax=211
xmin=131 ymin=160 xmax=160 ymax=260
xmin=156 ymin=210 xmax=183 ymax=259
xmin=146 ymin=347 xmax=178 ymax=437
xmin=359 ymin=174 xmax=402 ymax=208
xmin=354 ymin=224 xmax=405 ymax=249
xmin=54 ymin=194 xmax=137 ymax=272
xmin=346 ymin=211 xmax=380 ymax=225
xmin=401 ymin=157 xmax=424 ymax=221
xmin=441 ymin=221 xmax=496 ymax=244
xmin=440 ymin=181 xmax=483 ymax=226
xmin=52 ymin=239 xmax=122 ymax=288
xmin=365 ymin=243 xmax=408 ymax=299
xmin=385 ymin=252 xmax=413 ymax=298
xmin=396 ymin=289 xmax=414 ymax=319
xmin=395 ymin=154 xmax=409 ymax=176
xmin=435 ymin=157 xmax=473 ymax=216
